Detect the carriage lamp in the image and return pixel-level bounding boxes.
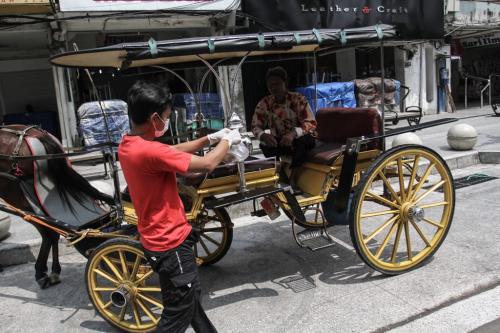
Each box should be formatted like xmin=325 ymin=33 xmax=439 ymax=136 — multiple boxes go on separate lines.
xmin=228 ymin=112 xmax=252 ymax=192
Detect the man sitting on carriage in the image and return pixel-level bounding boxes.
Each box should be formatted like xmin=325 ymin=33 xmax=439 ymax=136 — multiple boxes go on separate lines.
xmin=251 ymin=66 xmax=317 ymax=187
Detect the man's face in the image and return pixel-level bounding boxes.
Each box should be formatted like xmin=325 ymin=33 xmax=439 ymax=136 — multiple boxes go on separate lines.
xmin=267 ymin=76 xmax=287 ymax=98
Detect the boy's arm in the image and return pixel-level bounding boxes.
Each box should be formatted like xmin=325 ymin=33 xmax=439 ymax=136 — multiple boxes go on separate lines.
xmin=172 ymin=136 xmax=209 ymax=153
xmin=187 ymin=130 xmax=241 ymax=172
xmin=187 ymin=139 xmax=230 ymax=172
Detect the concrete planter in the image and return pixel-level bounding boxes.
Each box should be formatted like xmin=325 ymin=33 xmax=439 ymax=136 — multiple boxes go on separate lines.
xmin=0 ymin=212 xmax=11 ymax=241
xmin=447 ymin=124 xmax=478 ymax=151
xmin=391 ymin=133 xmax=423 ymax=148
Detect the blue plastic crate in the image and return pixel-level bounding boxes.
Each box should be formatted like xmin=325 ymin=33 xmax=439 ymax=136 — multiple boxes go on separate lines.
xmin=296 ymin=82 xmax=356 ymax=114
xmin=173 ymin=93 xmax=224 ymax=120
xmin=77 ymin=100 xmax=129 ymax=146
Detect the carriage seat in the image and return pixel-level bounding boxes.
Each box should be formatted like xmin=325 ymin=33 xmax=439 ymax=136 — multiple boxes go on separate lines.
xmin=306 ymin=108 xmax=382 ymax=165
xmin=178 ymin=157 xmax=277 ymax=187
xmin=21 ymin=137 xmax=111 ymax=230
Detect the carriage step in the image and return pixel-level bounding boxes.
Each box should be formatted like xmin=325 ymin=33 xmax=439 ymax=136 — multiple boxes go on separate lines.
xmin=296 ymin=229 xmax=335 ymax=251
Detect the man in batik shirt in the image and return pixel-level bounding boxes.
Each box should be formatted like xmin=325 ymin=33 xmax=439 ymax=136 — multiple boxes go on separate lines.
xmin=251 ymin=66 xmax=316 ymax=172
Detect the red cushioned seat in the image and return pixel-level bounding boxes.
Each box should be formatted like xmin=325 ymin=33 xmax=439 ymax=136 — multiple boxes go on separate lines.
xmin=306 ymin=108 xmax=382 ymax=165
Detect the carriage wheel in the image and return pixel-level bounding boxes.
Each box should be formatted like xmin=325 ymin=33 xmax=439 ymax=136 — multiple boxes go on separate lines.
xmin=86 ymin=239 xmax=162 ymax=333
xmin=350 ymin=145 xmax=455 ymax=275
xmin=194 ymin=207 xmax=233 ymax=266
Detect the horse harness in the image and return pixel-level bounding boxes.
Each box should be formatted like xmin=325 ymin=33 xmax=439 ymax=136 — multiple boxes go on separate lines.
xmin=0 ymin=125 xmax=40 ymax=176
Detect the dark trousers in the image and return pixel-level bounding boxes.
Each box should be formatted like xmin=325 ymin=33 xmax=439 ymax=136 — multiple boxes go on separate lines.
xmin=260 ymin=134 xmax=316 ymax=167
xmin=144 ymin=231 xmax=217 ymax=333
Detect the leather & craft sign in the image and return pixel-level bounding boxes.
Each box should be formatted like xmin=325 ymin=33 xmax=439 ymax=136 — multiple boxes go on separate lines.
xmin=242 ymin=0 xmax=444 ymax=39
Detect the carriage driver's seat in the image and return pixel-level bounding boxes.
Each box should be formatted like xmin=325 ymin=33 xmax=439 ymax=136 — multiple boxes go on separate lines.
xmin=306 ymin=107 xmax=382 ymax=165
xmin=20 ymin=137 xmax=111 ymax=230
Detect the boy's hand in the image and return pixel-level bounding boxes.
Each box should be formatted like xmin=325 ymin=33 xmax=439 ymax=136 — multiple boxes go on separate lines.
xmin=207 ymin=128 xmax=231 ymax=145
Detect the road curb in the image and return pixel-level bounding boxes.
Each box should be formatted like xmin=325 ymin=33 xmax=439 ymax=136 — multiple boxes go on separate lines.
xmin=479 ymin=151 xmax=500 ymax=164
xmin=0 ymin=237 xmax=76 ymax=267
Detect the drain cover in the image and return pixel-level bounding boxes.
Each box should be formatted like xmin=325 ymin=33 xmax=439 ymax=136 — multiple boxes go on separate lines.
xmin=441 ymin=173 xmax=498 ymax=191
xmin=278 ymin=274 xmax=316 ymax=293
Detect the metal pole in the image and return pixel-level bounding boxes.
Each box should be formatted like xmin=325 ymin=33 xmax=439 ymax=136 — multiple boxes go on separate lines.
xmin=465 ymin=76 xmax=468 ymax=108
xmin=313 ymin=51 xmax=318 ymax=114
xmin=489 ymin=75 xmax=492 ymax=106
xmin=380 ymin=40 xmax=386 ymax=150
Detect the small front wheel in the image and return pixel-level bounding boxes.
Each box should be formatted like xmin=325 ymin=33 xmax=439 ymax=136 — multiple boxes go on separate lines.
xmin=350 ymin=145 xmax=455 ymax=275
xmin=193 ymin=207 xmax=233 ymax=266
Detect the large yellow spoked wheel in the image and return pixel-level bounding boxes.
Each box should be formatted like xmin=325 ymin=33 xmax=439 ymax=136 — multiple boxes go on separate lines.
xmin=194 ymin=207 xmax=233 ymax=266
xmin=350 ymin=145 xmax=455 ymax=275
xmin=85 ymin=239 xmax=162 ymax=332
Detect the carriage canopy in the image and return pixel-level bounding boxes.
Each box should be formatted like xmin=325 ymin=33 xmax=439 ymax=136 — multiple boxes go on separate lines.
xmin=50 ymin=24 xmax=396 ymax=69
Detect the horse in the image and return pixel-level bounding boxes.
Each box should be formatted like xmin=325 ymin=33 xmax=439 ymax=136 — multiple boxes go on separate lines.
xmin=0 ymin=125 xmax=112 ymax=289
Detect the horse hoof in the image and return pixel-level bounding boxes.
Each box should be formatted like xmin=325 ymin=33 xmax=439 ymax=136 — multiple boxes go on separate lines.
xmin=36 ymin=275 xmax=51 ymax=289
xmin=49 ymin=273 xmax=61 ymax=286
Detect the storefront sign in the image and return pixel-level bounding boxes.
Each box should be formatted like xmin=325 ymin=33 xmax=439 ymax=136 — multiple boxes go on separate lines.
xmin=460 ymin=32 xmax=500 ymax=49
xmin=242 ymin=0 xmax=444 ymax=39
xmin=59 ymin=0 xmax=240 ymax=12
xmin=0 ymin=0 xmax=52 ymax=14
xmin=451 ymin=1 xmax=500 ymax=25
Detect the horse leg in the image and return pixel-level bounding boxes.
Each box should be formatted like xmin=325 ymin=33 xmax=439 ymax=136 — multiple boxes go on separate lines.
xmin=34 ymin=226 xmax=52 ymax=289
xmin=49 ymin=233 xmax=61 ymax=286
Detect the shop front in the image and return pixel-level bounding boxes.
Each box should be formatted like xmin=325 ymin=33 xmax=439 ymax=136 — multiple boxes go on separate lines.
xmin=53 ymin=0 xmax=240 ymax=147
xmin=239 ymin=0 xmax=446 ymax=120
xmin=0 ymin=0 xmax=59 ymax=138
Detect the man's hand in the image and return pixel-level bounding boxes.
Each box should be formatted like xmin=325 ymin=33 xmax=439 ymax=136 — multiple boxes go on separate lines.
xmin=280 ymin=131 xmax=296 ymax=147
xmin=207 ymin=128 xmax=231 ymax=145
xmin=221 ymin=129 xmax=242 ymax=147
xmin=260 ymin=133 xmax=278 ymax=147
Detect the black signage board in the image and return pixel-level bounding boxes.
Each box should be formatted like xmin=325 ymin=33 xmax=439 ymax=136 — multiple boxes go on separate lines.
xmin=242 ymin=0 xmax=444 ymax=39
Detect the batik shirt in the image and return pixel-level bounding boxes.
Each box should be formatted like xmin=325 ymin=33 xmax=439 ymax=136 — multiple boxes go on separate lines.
xmin=251 ymin=91 xmax=317 ymax=140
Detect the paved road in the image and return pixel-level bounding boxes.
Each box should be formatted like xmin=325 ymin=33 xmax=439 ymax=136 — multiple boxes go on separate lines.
xmin=1 ymin=161 xmax=499 ymax=332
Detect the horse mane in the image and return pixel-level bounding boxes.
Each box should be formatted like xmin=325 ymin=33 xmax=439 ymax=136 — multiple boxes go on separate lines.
xmin=36 ymin=134 xmax=114 ymax=210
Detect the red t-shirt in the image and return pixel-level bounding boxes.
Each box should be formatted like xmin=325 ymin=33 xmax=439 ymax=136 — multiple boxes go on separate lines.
xmin=118 ymin=135 xmax=192 ymax=252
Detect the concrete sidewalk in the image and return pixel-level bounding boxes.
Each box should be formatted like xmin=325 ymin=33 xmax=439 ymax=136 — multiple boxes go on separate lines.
xmin=1 ymin=106 xmax=499 ymax=268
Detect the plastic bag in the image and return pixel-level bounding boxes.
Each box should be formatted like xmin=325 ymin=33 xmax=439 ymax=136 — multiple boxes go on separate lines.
xmin=223 ymin=142 xmax=250 ymax=164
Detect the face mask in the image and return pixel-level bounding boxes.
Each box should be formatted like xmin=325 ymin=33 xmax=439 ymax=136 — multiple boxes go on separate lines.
xmin=153 ymin=114 xmax=170 ymax=138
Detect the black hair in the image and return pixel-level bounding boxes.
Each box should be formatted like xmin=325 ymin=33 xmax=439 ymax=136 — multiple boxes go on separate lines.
xmin=266 ymin=66 xmax=288 ymax=82
xmin=127 ymin=80 xmax=172 ymax=125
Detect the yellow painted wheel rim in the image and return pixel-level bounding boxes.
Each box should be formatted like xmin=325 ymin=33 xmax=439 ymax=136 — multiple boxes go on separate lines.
xmin=87 ymin=243 xmax=162 ymax=332
xmin=354 ymin=148 xmax=454 ymax=273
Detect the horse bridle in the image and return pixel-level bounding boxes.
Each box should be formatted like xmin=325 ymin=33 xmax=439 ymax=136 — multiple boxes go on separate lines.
xmin=0 ymin=125 xmax=40 ymax=176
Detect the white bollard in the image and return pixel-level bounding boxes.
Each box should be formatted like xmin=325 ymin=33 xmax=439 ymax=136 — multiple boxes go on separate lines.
xmin=391 ymin=132 xmax=423 ymax=148
xmin=447 ymin=124 xmax=478 ymax=151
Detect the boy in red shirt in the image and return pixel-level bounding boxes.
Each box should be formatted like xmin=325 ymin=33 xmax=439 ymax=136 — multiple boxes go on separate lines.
xmin=119 ymin=81 xmax=240 ymax=333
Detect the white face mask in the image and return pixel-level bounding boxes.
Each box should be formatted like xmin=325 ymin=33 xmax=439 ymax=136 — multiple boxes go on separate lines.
xmin=153 ymin=114 xmax=170 ymax=138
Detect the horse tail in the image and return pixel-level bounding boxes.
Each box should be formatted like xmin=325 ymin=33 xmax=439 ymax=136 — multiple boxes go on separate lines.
xmin=36 ymin=135 xmax=114 ymax=210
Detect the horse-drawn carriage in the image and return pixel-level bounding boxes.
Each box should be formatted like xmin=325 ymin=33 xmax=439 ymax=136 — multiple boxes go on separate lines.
xmin=0 ymin=25 xmax=456 ymax=332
